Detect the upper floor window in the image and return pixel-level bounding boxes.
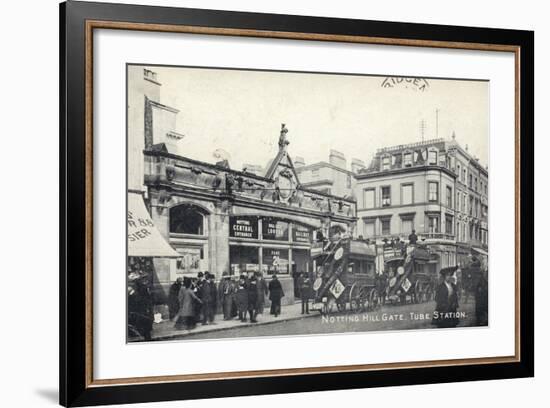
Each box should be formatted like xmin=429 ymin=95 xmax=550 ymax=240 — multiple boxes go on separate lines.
xmin=401 ymin=183 xmax=414 ymax=205
xmin=403 ymin=152 xmax=413 ymax=167
xmin=446 ymin=186 xmax=453 ymax=208
xmin=462 ymin=169 xmax=466 ymax=183
xmin=381 ymin=186 xmax=391 ymax=207
xmin=364 ymin=189 xmax=375 ymax=209
xmin=428 ymin=150 xmax=438 ymax=165
xmin=381 ymin=156 xmax=390 ymax=171
xmin=170 ymin=204 xmax=205 ymax=235
xmin=380 ymin=218 xmax=391 ymax=235
xmin=428 ymin=216 xmax=439 ymax=233
xmin=428 ymin=182 xmax=439 ymax=202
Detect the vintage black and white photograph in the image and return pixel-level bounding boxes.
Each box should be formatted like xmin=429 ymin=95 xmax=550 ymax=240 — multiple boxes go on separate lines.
xmin=126 ymin=64 xmax=489 ymax=343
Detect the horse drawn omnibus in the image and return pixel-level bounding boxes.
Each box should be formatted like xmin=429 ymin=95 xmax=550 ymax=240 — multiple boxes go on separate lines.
xmin=311 ymin=238 xmax=381 ymax=315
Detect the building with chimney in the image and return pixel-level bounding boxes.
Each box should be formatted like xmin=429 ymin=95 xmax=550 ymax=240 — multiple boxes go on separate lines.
xmin=354 ymin=136 xmax=488 ymax=273
xmin=128 ymin=70 xmax=357 ymax=304
xmin=293 ymin=150 xmax=365 ymax=198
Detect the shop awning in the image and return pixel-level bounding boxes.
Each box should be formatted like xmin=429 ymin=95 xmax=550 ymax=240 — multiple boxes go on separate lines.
xmin=472 ymin=247 xmax=489 ymax=257
xmin=127 ymin=192 xmax=180 ymax=258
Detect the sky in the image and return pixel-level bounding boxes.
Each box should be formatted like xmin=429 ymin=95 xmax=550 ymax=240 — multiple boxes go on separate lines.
xmin=138 ymin=65 xmax=489 ymax=172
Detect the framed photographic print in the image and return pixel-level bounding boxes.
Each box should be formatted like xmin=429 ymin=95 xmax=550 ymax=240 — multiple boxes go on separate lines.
xmin=60 ymin=1 xmax=534 ymax=406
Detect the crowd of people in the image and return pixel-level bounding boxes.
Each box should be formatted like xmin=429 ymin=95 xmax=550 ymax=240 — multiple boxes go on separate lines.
xmin=168 ymin=271 xmax=288 ymax=331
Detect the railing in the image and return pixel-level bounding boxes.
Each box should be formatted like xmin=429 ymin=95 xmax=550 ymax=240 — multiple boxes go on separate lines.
xmin=376 ymin=138 xmax=445 ymax=154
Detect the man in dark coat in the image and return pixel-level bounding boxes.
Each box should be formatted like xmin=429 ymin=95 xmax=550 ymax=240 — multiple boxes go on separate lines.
xmin=408 ymin=229 xmax=418 ymax=245
xmin=255 ymin=272 xmax=269 ymax=315
xmin=167 ymin=278 xmax=182 ymax=320
xmin=432 ymin=266 xmax=460 ymax=328
xmin=127 ymin=274 xmax=154 ymax=341
xmin=200 ymin=273 xmax=216 ymax=325
xmin=219 ymin=274 xmax=235 ymax=320
xmin=298 ymin=273 xmax=312 ymax=314
xmin=475 ymin=268 xmax=489 ymax=326
xmin=236 ymin=277 xmax=249 ymax=322
xmin=193 ymin=272 xmax=205 ymax=324
xmin=268 ymin=274 xmax=285 ymax=317
xmin=247 ymin=275 xmax=259 ymax=323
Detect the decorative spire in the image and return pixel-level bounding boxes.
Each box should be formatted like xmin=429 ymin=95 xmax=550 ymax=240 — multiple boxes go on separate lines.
xmin=278 ymin=123 xmax=290 ymax=151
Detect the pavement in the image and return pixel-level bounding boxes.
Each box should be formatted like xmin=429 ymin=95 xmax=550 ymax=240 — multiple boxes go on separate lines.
xmin=151 ymin=301 xmax=317 ymax=341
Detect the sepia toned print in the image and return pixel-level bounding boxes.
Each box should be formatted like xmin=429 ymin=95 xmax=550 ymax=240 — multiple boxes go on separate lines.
xmin=126 ymin=64 xmax=489 ymax=342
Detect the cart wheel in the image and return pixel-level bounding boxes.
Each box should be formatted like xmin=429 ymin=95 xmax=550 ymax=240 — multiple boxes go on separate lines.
xmin=349 ymin=283 xmax=359 ymax=312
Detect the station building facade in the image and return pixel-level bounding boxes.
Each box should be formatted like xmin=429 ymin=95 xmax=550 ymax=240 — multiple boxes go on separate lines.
xmin=128 ymin=67 xmax=357 ymax=305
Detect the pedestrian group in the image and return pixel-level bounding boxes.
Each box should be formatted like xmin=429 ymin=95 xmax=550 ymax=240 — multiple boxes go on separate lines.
xmin=169 ymin=271 xmax=286 ymax=331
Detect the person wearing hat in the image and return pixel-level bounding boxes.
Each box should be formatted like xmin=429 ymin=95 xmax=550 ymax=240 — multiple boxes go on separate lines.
xmin=193 ymin=272 xmax=205 ymax=324
xmin=255 ymin=272 xmax=269 ymax=316
xmin=268 ymin=274 xmax=285 ymax=317
xmin=175 ymin=277 xmax=202 ymax=330
xmin=167 ymin=277 xmax=183 ymax=321
xmin=200 ymin=272 xmax=216 ymax=325
xmin=432 ymin=266 xmax=460 ymax=328
xmin=236 ymin=276 xmax=249 ymax=322
xmin=127 ymin=271 xmax=154 ymax=340
xmin=408 ymin=229 xmax=418 ymax=245
xmin=247 ymin=274 xmax=259 ymax=323
xmin=218 ymin=272 xmax=235 ymax=320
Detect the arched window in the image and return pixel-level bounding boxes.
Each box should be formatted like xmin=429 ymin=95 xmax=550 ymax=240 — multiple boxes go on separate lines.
xmin=169 ymin=204 xmax=206 ymax=235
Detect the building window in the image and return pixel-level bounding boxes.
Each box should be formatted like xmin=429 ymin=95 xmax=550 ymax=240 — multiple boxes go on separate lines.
xmin=463 ymin=193 xmax=467 ymax=212
xmin=364 ymin=189 xmax=375 ymax=209
xmin=363 ymin=220 xmax=375 ymax=237
xmin=469 ymin=174 xmax=473 ymax=188
xmin=475 ymin=177 xmax=478 ymax=191
xmin=404 ymin=152 xmax=412 ymax=167
xmin=445 ymin=215 xmax=453 ymax=235
xmin=380 ymin=218 xmax=391 ymax=235
xmin=428 ymin=150 xmax=437 ymax=165
xmin=169 ymin=204 xmax=205 ymax=235
xmin=401 ymin=183 xmax=414 ymax=205
xmin=446 ymin=186 xmax=453 ymax=208
xmin=401 ymin=218 xmax=413 ymax=235
xmin=428 ymin=216 xmax=439 ymax=233
xmin=428 ymin=182 xmax=439 ymax=202
xmin=457 ymin=163 xmax=461 ymax=177
xmin=346 ymin=174 xmax=352 ymax=188
xmin=381 ymin=186 xmax=391 ymax=207
xmin=462 ymin=169 xmax=466 ymax=183
xmin=456 ymin=192 xmax=461 ymax=212
xmin=382 ymin=156 xmax=390 ymax=171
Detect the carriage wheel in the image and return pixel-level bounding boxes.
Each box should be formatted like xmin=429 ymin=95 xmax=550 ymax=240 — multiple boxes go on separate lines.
xmin=349 ymin=284 xmax=367 ymax=312
xmin=349 ymin=283 xmax=360 ymax=312
xmin=369 ymin=288 xmax=381 ymax=311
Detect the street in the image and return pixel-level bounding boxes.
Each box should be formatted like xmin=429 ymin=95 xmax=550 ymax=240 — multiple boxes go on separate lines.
xmin=184 ymin=297 xmax=479 ymax=340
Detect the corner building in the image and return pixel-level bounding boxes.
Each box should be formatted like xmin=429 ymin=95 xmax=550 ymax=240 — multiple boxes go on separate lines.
xmin=355 ymin=137 xmax=488 ymax=273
